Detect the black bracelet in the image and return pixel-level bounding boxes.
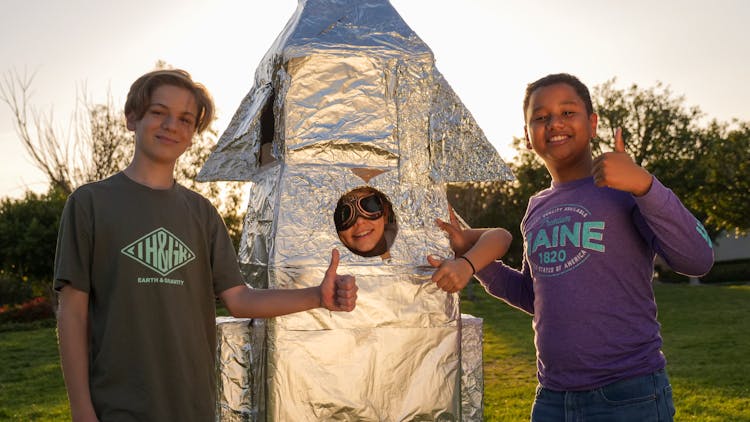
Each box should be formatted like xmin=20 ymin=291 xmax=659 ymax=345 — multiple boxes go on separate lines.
xmin=459 ymin=255 xmax=476 ymax=274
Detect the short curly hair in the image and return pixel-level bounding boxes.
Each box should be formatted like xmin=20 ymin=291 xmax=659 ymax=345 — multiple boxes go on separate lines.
xmin=523 ymin=73 xmax=594 ymax=121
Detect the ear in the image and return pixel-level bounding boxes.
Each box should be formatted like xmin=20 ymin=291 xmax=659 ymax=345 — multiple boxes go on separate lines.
xmin=523 ymin=126 xmax=532 ymax=150
xmin=589 ymin=112 xmax=598 ymax=139
xmin=126 ymin=112 xmax=137 ymax=131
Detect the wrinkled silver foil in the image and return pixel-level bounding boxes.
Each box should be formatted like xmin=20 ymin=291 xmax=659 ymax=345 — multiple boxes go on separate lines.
xmin=215 ymin=317 xmax=254 ymax=421
xmin=204 ymin=0 xmax=513 ymax=420
xmin=217 ymin=314 xmax=486 ymax=421
xmin=460 ymin=314 xmax=484 ymax=422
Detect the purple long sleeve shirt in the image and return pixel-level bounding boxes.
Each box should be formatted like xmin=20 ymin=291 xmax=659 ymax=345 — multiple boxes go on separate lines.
xmin=476 ymin=176 xmax=714 ymax=391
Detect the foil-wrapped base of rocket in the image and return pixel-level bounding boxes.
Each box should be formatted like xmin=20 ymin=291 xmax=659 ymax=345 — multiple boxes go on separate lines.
xmin=216 ymin=314 xmax=485 ymax=421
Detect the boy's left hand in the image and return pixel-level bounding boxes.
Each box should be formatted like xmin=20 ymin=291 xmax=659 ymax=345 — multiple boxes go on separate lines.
xmin=320 ymin=249 xmax=358 ymax=312
xmin=427 ymin=255 xmax=473 ymax=293
xmin=436 ymin=206 xmax=472 ymax=257
xmin=592 ymin=127 xmax=653 ymax=196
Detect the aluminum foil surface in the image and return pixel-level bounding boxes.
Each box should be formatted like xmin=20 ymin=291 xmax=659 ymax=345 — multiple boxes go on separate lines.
xmin=216 ymin=315 xmax=485 ymax=421
xmin=461 ymin=314 xmax=484 ymax=422
xmin=203 ymin=0 xmax=512 ymax=420
xmin=216 ymin=317 xmax=254 ymax=421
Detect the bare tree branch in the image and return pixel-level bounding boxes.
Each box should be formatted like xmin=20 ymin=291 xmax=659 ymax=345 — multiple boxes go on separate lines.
xmin=1 ymin=66 xmax=247 ymax=245
xmin=1 ymin=70 xmax=73 ymax=193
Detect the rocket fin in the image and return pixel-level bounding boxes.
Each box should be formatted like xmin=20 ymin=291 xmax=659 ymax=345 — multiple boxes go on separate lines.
xmin=429 ymin=72 xmax=515 ymax=183
xmin=197 ymin=83 xmax=274 ymax=182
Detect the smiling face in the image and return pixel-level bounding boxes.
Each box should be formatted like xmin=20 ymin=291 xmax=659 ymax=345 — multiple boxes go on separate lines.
xmin=335 ymin=188 xmax=391 ymax=258
xmin=338 ymin=212 xmax=387 ymax=257
xmin=127 ymin=84 xmax=198 ymax=168
xmin=524 ymin=83 xmax=598 ymax=182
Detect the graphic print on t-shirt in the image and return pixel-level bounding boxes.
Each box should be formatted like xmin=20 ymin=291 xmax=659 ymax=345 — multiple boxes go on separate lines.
xmin=526 ymin=204 xmax=605 ymax=277
xmin=121 ymin=227 xmax=196 ymax=277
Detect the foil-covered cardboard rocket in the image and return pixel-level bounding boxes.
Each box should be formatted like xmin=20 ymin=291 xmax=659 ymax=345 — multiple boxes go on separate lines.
xmin=200 ymin=0 xmax=513 ymax=420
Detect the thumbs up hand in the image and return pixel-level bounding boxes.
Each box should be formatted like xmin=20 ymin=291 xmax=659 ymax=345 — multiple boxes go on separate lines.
xmin=592 ymin=127 xmax=653 ymax=196
xmin=320 ymin=249 xmax=357 ymax=312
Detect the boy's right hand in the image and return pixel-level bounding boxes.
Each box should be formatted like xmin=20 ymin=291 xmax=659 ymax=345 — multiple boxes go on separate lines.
xmin=320 ymin=249 xmax=358 ymax=312
xmin=436 ymin=205 xmax=472 ymax=257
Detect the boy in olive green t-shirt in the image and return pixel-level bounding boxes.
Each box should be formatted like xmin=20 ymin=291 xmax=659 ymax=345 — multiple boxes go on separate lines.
xmin=54 ymin=69 xmax=359 ymax=421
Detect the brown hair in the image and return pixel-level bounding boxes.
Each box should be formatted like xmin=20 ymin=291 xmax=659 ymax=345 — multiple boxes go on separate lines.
xmin=124 ymin=69 xmax=214 ymax=133
xmin=334 ymin=186 xmax=396 ymax=258
xmin=523 ymin=73 xmax=594 ymax=120
xmin=335 ymin=186 xmax=394 ymax=230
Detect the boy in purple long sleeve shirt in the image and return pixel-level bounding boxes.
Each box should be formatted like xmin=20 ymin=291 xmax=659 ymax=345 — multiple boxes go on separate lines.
xmin=429 ymin=73 xmax=713 ymax=421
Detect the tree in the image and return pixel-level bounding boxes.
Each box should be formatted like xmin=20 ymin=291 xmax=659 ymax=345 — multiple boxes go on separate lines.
xmin=0 ymin=187 xmax=67 ymax=303
xmin=687 ymin=121 xmax=750 ymax=235
xmin=449 ymin=79 xmax=749 ymax=267
xmin=176 ymin=127 xmax=247 ymax=247
xmin=76 ymin=99 xmax=134 ymax=186
xmin=1 ymin=68 xmax=246 ymax=247
xmin=0 ymin=70 xmax=137 ymax=194
xmin=594 ymin=79 xmax=749 ymax=237
xmin=1 ymin=70 xmax=77 ymax=194
xmin=448 ymin=136 xmax=550 ymax=267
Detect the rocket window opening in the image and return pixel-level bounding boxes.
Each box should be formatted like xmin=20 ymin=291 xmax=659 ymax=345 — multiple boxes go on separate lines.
xmin=334 ymin=187 xmax=398 ymax=259
xmin=259 ymin=91 xmax=276 ymax=165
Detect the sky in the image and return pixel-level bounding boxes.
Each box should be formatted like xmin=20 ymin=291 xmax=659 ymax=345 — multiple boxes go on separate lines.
xmin=1 ymin=0 xmax=748 ymax=199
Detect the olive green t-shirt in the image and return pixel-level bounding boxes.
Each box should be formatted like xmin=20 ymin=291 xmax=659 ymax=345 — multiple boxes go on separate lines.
xmin=54 ymin=172 xmax=243 ymax=421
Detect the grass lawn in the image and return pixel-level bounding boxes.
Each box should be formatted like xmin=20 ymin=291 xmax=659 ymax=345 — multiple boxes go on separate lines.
xmin=1 ymin=283 xmax=748 ymax=421
xmin=460 ymin=282 xmax=750 ymax=421
xmin=0 ymin=322 xmax=70 ymax=421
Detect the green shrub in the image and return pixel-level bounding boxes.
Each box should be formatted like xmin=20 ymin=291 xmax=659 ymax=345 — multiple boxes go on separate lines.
xmin=655 ymin=267 xmax=690 ymax=283
xmin=655 ymin=259 xmax=750 ymax=284
xmin=700 ymin=259 xmax=750 ymax=284
xmin=0 ymin=274 xmax=34 ymax=306
xmin=0 ymin=188 xmax=66 ymax=289
xmin=0 ymin=296 xmax=54 ymax=324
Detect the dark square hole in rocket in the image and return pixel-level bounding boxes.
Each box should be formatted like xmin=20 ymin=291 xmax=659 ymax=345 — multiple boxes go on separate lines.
xmin=259 ymin=90 xmax=276 ymax=165
xmin=334 ymin=187 xmax=397 ymax=259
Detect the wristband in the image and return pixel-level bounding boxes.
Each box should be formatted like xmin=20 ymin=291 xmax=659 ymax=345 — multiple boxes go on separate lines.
xmin=459 ymin=255 xmax=476 ymax=275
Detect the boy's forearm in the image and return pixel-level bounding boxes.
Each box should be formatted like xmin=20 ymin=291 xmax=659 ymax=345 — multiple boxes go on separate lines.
xmin=450 ymin=227 xmax=494 ymax=258
xmin=475 ymin=260 xmax=535 ymax=315
xmin=462 ymin=228 xmax=512 ymax=274
xmin=57 ymin=287 xmax=98 ymax=421
xmin=222 ymin=285 xmax=322 ymax=318
xmin=635 ymin=177 xmax=714 ymax=275
xmin=464 ymin=228 xmax=489 ymax=246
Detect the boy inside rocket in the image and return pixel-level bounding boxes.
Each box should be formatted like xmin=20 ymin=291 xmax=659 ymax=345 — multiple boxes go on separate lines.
xmin=334 ymin=186 xmax=397 ymax=260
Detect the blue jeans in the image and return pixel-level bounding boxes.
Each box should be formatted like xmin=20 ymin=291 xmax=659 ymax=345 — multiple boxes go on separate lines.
xmin=531 ymin=370 xmax=675 ymax=422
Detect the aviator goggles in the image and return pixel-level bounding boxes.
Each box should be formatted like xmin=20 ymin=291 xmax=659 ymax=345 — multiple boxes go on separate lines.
xmin=334 ymin=193 xmax=385 ymax=231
